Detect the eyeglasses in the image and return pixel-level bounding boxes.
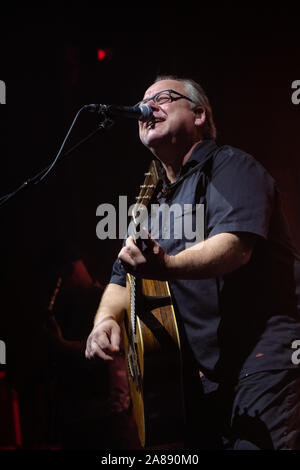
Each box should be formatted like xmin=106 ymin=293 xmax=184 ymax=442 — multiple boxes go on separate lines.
xmin=136 ymin=89 xmax=197 ymax=107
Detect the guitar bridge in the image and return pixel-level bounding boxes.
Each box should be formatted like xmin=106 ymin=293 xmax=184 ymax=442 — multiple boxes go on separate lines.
xmin=127 ymin=344 xmax=142 ymax=391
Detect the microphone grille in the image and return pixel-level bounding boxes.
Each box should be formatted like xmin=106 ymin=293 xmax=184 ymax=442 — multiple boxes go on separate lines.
xmin=139 ymin=104 xmax=153 ymax=122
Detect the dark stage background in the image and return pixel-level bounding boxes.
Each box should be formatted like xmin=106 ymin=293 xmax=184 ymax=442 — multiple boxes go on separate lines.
xmin=0 ymin=5 xmax=299 ymax=450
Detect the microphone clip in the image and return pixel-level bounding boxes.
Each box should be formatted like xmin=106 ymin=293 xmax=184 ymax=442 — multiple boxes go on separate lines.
xmin=84 ymin=104 xmax=115 ymax=129
xmin=84 ymin=104 xmax=108 ymax=113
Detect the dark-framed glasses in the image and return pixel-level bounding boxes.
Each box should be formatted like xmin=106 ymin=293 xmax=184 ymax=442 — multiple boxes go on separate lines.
xmin=136 ymin=89 xmax=197 ymax=107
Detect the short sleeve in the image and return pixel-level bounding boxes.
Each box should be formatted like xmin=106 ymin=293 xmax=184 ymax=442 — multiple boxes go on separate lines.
xmin=207 ymin=147 xmax=275 ymax=239
xmin=109 ymin=258 xmax=127 ymax=287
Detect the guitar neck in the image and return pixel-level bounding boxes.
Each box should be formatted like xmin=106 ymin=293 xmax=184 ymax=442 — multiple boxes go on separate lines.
xmin=130 ymin=159 xmax=162 ymax=244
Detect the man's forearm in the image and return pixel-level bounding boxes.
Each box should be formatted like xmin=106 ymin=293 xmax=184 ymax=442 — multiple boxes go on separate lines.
xmin=93 ymin=282 xmax=128 ymax=326
xmin=167 ymin=232 xmax=254 ymax=280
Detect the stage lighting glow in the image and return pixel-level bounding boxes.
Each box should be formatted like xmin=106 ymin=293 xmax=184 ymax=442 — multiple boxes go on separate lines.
xmin=97 ymin=49 xmax=107 ymax=61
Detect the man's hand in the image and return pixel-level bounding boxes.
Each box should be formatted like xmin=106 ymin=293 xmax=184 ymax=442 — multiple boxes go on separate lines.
xmin=118 ymin=234 xmax=171 ymax=280
xmin=119 ymin=232 xmax=255 ymax=281
xmin=85 ymin=318 xmax=121 ymax=361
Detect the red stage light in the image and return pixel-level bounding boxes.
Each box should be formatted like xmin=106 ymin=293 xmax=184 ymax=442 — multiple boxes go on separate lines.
xmin=97 ymin=49 xmax=107 ymax=61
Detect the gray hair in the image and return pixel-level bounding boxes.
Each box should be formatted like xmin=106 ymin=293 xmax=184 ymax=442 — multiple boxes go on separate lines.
xmin=154 ymin=74 xmax=216 ymax=140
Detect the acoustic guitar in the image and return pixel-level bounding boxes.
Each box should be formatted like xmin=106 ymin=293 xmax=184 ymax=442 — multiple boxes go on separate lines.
xmin=122 ymin=160 xmax=185 ymax=448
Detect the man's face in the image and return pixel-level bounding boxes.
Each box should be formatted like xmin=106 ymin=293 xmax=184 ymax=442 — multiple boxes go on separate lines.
xmin=138 ymin=79 xmax=199 ymax=152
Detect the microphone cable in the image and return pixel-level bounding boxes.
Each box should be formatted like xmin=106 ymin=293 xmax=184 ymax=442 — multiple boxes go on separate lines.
xmin=0 ymin=105 xmax=113 ymax=207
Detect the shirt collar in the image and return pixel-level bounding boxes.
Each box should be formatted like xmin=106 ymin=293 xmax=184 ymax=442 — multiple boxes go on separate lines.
xmin=158 ymin=139 xmax=218 ymax=197
xmin=181 ymin=139 xmax=218 ymax=174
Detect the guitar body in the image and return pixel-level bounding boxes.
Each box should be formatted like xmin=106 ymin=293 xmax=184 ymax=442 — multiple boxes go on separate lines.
xmin=123 ymin=276 xmax=185 ymax=448
xmin=122 ymin=161 xmax=185 ymax=448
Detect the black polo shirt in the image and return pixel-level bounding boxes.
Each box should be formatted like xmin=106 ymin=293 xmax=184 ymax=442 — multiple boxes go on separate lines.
xmin=110 ymin=140 xmax=300 ymax=383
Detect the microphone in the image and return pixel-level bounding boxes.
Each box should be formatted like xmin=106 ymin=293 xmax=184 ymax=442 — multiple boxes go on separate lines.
xmin=84 ymin=103 xmax=153 ymax=122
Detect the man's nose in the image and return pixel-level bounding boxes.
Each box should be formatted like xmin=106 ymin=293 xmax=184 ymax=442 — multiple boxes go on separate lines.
xmin=146 ymin=99 xmax=160 ymax=110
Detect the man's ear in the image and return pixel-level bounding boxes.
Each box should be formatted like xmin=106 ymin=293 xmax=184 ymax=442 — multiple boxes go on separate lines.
xmin=194 ymin=106 xmax=206 ymax=128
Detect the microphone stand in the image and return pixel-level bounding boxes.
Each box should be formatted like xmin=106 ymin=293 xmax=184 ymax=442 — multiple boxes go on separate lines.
xmin=0 ymin=106 xmax=114 ymax=208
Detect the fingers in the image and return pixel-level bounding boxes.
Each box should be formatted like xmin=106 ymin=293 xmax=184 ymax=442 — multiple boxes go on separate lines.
xmin=85 ymin=321 xmax=121 ymax=361
xmin=125 ymin=236 xmax=136 ymax=248
xmin=118 ymin=236 xmax=146 ymax=267
xmin=86 ymin=336 xmax=114 ymax=361
xmin=142 ymin=231 xmax=159 ymax=252
xmin=117 ymin=232 xmax=165 ymax=278
xmin=128 ymin=231 xmax=157 ymax=252
xmin=118 ymin=246 xmax=136 ymax=267
xmin=110 ymin=326 xmax=121 ymax=352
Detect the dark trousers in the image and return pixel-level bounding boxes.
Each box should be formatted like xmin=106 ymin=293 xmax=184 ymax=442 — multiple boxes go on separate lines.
xmin=185 ymin=369 xmax=300 ymax=450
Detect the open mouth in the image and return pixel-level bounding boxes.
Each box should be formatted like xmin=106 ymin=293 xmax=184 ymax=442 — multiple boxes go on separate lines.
xmin=146 ymin=118 xmax=164 ymax=129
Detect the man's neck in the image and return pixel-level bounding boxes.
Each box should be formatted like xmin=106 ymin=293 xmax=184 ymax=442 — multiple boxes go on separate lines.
xmin=158 ymin=141 xmax=202 ymax=183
